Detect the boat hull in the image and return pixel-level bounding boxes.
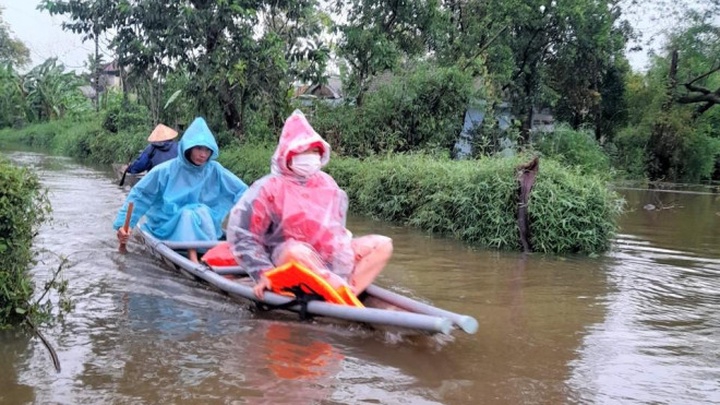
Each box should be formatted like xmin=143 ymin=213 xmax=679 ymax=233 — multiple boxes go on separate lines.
xmin=134 ymin=228 xmax=477 ymax=335
xmin=112 ymin=163 xmax=144 ymax=187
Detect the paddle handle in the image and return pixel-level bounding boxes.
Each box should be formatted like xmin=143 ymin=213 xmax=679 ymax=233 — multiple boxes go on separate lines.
xmin=118 ymin=167 xmax=128 ymax=186
xmin=119 ymin=202 xmax=134 ymax=253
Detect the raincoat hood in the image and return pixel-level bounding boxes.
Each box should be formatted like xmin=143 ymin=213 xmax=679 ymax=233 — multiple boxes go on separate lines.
xmin=271 ymin=110 xmax=330 ymax=176
xmin=179 ymin=117 xmax=220 ymax=166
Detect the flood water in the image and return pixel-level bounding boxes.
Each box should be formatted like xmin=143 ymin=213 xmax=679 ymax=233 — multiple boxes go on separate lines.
xmin=1 ymin=151 xmax=719 ymax=405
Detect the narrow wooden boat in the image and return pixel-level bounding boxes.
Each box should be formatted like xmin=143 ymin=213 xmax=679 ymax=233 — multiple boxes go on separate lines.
xmin=112 ymin=163 xmax=144 ymax=187
xmin=134 ymin=227 xmax=478 ymax=335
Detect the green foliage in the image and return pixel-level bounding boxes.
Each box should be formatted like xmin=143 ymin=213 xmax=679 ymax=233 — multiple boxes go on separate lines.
xmin=336 ymin=0 xmax=434 ymax=104
xmin=0 ymin=63 xmax=25 ymax=127
xmin=311 ymin=63 xmax=478 ymax=156
xmin=219 ymin=142 xmax=275 ymax=185
xmin=680 ymin=129 xmax=720 ymax=182
xmin=529 ymin=159 xmax=624 ymax=253
xmin=42 ymin=0 xmax=330 ymax=135
xmin=22 ymin=58 xmax=90 ymax=122
xmin=624 ymin=71 xmax=662 ymax=128
xmin=0 ymin=159 xmax=52 ymax=327
xmin=621 ymin=10 xmax=720 ymax=181
xmin=0 ymin=58 xmax=89 ymax=128
xmin=327 ymin=153 xmax=622 ymax=254
xmin=611 ymin=125 xmax=650 ymax=180
xmin=532 ymin=124 xmax=612 ymax=177
xmin=0 ymin=115 xmax=147 ymax=165
xmin=549 ymin=2 xmax=630 ymax=141
xmin=615 ymin=106 xmax=720 ymax=182
xmin=0 ymin=8 xmax=30 ymax=67
xmin=101 ymin=92 xmax=151 ymax=134
xmin=0 ymin=119 xmax=74 ymax=149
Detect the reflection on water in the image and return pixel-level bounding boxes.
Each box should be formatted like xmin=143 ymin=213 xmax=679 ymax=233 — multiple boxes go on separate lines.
xmin=1 ymin=149 xmax=719 ymax=404
xmin=568 ymin=189 xmax=720 ymax=405
xmin=0 ymin=330 xmax=36 ymax=405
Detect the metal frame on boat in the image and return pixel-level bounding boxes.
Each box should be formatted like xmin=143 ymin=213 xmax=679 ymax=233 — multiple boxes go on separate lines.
xmin=135 ymin=228 xmax=478 ymax=335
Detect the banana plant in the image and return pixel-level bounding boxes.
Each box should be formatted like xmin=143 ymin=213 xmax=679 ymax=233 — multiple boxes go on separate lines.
xmin=21 ymin=58 xmax=89 ymax=122
xmin=0 ymin=63 xmax=25 ymax=127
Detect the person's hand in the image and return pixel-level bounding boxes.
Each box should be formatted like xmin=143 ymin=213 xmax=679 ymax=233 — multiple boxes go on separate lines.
xmin=117 ymin=227 xmax=131 ymax=244
xmin=253 ymin=275 xmax=272 ymax=299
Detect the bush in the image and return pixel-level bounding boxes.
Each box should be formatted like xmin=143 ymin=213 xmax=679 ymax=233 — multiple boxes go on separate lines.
xmin=328 ymin=153 xmax=623 ymax=254
xmin=219 ymin=142 xmax=275 ymax=185
xmin=612 ymin=124 xmax=650 ymax=180
xmin=679 ymin=130 xmax=720 ymax=182
xmin=101 ymin=93 xmax=151 ymax=134
xmin=532 ymin=124 xmax=612 ymax=178
xmin=0 ymin=159 xmax=52 ymax=326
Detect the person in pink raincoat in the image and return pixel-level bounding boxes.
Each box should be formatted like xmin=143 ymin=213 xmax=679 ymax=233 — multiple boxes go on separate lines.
xmin=226 ymin=110 xmax=393 ymax=299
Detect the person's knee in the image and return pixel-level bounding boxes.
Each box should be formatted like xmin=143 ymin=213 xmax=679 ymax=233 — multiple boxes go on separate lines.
xmin=285 ymin=241 xmax=315 ymax=258
xmin=376 ymin=236 xmax=393 ymax=258
xmin=276 ymin=241 xmax=317 ymax=265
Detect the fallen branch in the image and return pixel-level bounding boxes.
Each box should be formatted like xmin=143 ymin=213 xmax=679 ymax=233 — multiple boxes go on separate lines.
xmin=25 ymin=317 xmax=61 ymax=373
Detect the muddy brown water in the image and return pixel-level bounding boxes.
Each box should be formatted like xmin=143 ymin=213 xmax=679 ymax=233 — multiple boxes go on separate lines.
xmin=1 ymin=151 xmax=719 ymax=404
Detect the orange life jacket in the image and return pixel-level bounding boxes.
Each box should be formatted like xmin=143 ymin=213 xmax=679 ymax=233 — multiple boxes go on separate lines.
xmin=264 ymin=262 xmax=364 ymax=307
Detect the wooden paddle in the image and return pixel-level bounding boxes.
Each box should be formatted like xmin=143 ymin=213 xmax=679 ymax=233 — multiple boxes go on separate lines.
xmin=118 ymin=202 xmax=134 ymax=253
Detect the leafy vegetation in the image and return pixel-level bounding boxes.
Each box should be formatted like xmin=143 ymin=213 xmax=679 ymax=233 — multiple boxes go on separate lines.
xmin=0 ymin=158 xmax=67 ymax=327
xmin=0 ymin=7 xmax=29 ymax=68
xmin=532 ymin=125 xmax=612 ymax=178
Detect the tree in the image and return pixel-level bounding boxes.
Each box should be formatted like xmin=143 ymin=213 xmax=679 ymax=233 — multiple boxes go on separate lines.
xmin=640 ymin=10 xmax=720 ymax=180
xmin=334 ymin=0 xmax=437 ymax=105
xmin=660 ymin=13 xmax=720 ymax=118
xmin=492 ymin=0 xmax=630 ymax=143
xmin=0 ymin=63 xmax=25 ymax=126
xmin=22 ymin=58 xmax=87 ymax=122
xmin=41 ymin=0 xmax=330 ymax=135
xmin=550 ymin=1 xmax=631 ymax=142
xmin=0 ymin=7 xmax=30 ymax=67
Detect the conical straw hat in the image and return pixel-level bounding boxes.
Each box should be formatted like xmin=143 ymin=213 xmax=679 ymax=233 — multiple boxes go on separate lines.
xmin=147 ymin=124 xmax=178 ymax=142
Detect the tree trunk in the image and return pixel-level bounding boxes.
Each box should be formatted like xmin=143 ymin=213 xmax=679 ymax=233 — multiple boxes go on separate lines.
xmin=219 ymin=82 xmax=242 ymax=133
xmin=521 ymin=108 xmax=533 ymax=143
xmin=664 ymin=49 xmax=678 ymax=111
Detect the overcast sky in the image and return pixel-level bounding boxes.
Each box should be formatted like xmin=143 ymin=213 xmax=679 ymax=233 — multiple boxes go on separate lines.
xmin=2 ymin=0 xmax=654 ymax=74
xmin=1 ymin=0 xmax=97 ymax=72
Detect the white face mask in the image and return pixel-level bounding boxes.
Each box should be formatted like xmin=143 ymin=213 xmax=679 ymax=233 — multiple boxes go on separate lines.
xmin=291 ymin=153 xmax=322 ymax=177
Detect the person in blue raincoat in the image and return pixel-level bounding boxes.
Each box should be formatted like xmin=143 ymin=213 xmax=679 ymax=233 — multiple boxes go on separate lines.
xmin=126 ymin=124 xmax=179 ymax=174
xmin=114 ymin=117 xmax=248 ymax=262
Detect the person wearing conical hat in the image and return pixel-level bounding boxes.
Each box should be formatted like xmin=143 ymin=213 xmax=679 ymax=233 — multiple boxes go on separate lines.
xmin=226 ymin=110 xmax=393 ymax=299
xmin=126 ymin=124 xmax=180 ymax=174
xmin=114 ymin=117 xmax=248 ymax=262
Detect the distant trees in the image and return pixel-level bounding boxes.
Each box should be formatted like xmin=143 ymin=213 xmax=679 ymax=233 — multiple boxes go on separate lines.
xmin=0 ymin=9 xmax=87 ymax=127
xmin=617 ymin=5 xmax=720 ymax=181
xmin=19 ymin=0 xmax=720 ymax=181
xmin=41 ymin=0 xmax=331 ymax=135
xmin=0 ymin=7 xmax=30 ymax=68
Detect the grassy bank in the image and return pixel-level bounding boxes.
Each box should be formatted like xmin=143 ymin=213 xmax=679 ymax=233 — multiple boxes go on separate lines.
xmin=1 ymin=118 xmax=624 ymax=254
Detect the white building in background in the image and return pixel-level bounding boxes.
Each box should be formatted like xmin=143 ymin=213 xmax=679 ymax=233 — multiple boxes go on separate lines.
xmin=454 ymin=101 xmax=554 ymax=159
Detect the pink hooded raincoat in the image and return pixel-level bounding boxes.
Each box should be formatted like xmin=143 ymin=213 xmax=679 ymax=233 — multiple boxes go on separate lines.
xmin=226 ymin=110 xmax=354 ymax=282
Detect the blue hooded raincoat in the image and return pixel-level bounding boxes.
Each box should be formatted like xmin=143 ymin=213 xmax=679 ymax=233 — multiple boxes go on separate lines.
xmin=113 ymin=117 xmax=248 ymax=241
